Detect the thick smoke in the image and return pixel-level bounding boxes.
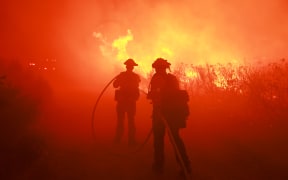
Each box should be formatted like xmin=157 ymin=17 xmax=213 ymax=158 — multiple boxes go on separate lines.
xmin=1 ymin=1 xmax=288 ymax=179
xmin=1 ymin=0 xmax=288 ymax=144
xmin=54 ymin=0 xmax=288 ymax=83
xmin=1 ymin=0 xmax=288 ymax=84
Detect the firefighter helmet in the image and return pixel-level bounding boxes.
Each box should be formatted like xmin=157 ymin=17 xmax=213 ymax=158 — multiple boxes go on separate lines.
xmin=152 ymin=58 xmax=171 ymax=69
xmin=124 ymin=58 xmax=138 ymax=66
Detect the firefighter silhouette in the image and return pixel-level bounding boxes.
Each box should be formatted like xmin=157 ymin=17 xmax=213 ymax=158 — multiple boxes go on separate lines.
xmin=113 ymin=59 xmax=141 ymax=146
xmin=147 ymin=58 xmax=191 ymax=175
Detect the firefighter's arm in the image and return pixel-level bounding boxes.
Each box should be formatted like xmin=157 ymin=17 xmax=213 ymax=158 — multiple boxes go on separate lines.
xmin=113 ymin=74 xmax=122 ymax=88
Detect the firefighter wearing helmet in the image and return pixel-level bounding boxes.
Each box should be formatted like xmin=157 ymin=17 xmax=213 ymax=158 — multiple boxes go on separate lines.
xmin=113 ymin=58 xmax=141 ymax=146
xmin=124 ymin=58 xmax=138 ymax=66
xmin=147 ymin=58 xmax=191 ymax=175
xmin=152 ymin=57 xmax=171 ymax=69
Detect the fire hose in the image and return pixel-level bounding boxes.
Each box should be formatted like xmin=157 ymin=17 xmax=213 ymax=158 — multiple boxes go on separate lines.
xmin=159 ymin=112 xmax=191 ymax=179
xmin=91 ymin=75 xmax=191 ymax=179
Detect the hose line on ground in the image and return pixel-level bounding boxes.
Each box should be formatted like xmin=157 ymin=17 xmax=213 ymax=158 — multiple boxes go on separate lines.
xmin=160 ymin=113 xmax=191 ymax=180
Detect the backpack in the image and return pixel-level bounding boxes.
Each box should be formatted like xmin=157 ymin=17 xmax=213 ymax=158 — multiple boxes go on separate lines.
xmin=161 ymin=89 xmax=190 ymax=128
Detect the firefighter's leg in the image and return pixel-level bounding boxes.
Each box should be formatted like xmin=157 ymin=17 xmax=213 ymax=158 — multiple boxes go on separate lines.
xmin=152 ymin=117 xmax=165 ymax=173
xmin=127 ymin=102 xmax=136 ymax=146
xmin=170 ymin=128 xmax=191 ymax=174
xmin=114 ymin=103 xmax=125 ymax=143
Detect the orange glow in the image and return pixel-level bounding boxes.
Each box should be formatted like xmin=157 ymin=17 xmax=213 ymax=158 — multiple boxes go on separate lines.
xmin=94 ymin=26 xmax=247 ymax=89
xmin=1 ymin=1 xmax=288 ymax=179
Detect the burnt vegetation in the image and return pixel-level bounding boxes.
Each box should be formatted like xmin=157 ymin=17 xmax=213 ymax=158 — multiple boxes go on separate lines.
xmin=173 ymin=58 xmax=288 ymax=127
xmin=173 ymin=58 xmax=288 ymax=179
xmin=1 ymin=58 xmax=287 ymax=179
xmin=0 ymin=59 xmax=53 ymax=179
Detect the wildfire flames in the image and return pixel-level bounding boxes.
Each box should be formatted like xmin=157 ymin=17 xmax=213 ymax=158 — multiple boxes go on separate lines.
xmin=1 ymin=1 xmax=288 ymax=179
xmin=92 ymin=27 xmax=288 ymax=109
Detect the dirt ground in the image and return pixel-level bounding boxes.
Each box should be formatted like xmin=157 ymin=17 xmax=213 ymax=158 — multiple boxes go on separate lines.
xmin=2 ymin=85 xmax=288 ymax=180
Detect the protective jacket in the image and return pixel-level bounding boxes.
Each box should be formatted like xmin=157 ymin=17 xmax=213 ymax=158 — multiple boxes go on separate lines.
xmin=147 ymin=73 xmax=189 ymax=128
xmin=113 ymin=71 xmax=140 ymax=102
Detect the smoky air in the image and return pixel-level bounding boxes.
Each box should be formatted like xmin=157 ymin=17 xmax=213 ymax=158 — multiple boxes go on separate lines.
xmin=0 ymin=0 xmax=288 ymax=179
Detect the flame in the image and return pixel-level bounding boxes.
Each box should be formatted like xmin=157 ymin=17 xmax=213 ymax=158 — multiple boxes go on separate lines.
xmin=185 ymin=68 xmax=199 ymax=79
xmin=93 ymin=27 xmax=247 ymax=90
xmin=112 ymin=29 xmax=133 ymax=60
